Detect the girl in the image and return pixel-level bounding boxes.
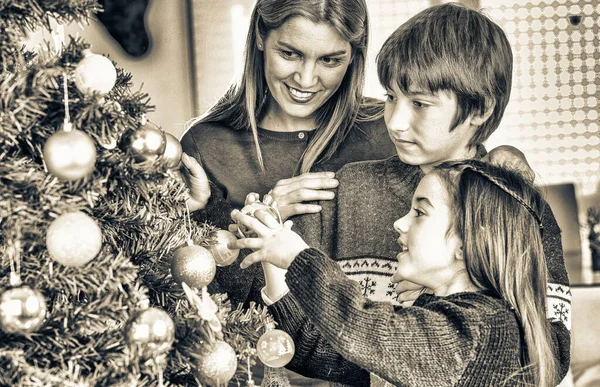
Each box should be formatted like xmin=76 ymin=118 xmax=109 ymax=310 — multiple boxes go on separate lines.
xmin=231 ymin=160 xmax=557 ymax=386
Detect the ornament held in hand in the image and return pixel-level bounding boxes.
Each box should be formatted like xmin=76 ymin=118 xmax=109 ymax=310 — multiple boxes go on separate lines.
xmin=208 ymin=230 xmax=239 ymax=267
xmin=191 ymin=340 xmax=238 ymax=386
xmin=0 ymin=286 xmax=47 ymax=334
xmin=125 ymin=307 xmax=175 ymax=357
xmin=162 ymin=132 xmax=183 ymax=169
xmin=171 ymin=242 xmax=216 ymax=288
xmin=46 ymin=211 xmax=102 ymax=267
xmin=120 ymin=122 xmax=166 ymax=162
xmin=257 ymin=324 xmax=295 ymax=368
xmin=43 ymin=125 xmax=96 ymax=181
xmin=74 ymin=49 xmax=117 ymax=96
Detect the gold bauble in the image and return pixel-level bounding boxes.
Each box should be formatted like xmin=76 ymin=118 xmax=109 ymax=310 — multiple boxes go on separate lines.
xmin=207 ymin=230 xmax=239 ymax=267
xmin=0 ymin=286 xmax=47 ymax=334
xmin=191 ymin=340 xmax=238 ymax=386
xmin=43 ymin=129 xmax=97 ymax=181
xmin=46 ymin=211 xmax=102 ymax=267
xmin=171 ymin=244 xmax=216 ymax=288
xmin=74 ymin=49 xmax=117 ymax=96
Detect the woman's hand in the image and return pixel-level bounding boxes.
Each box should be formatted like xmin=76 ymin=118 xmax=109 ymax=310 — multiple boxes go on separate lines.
xmin=268 ymin=172 xmax=339 ymax=221
xmin=229 ymin=209 xmax=309 ymax=270
xmin=181 ymin=153 xmax=211 ymax=211
xmin=485 ymin=145 xmax=535 ymax=182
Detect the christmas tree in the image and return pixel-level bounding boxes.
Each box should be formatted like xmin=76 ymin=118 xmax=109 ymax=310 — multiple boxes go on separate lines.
xmin=0 ymin=1 xmax=285 ymax=385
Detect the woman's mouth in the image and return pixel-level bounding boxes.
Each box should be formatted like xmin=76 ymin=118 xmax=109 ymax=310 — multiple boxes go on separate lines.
xmin=286 ymin=85 xmax=317 ymax=103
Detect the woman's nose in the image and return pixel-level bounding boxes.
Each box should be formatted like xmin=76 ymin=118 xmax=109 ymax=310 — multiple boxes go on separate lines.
xmin=293 ymin=61 xmax=318 ymax=89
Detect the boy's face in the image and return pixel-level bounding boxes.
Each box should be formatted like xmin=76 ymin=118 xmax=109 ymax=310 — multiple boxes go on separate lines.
xmin=384 ymin=84 xmax=479 ymax=173
xmin=393 ymin=173 xmax=464 ymax=294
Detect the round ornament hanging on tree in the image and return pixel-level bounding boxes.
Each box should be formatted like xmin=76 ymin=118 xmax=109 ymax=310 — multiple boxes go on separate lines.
xmin=171 ymin=242 xmax=216 ymax=288
xmin=207 ymin=230 xmax=239 ymax=267
xmin=191 ymin=340 xmax=238 ymax=386
xmin=46 ymin=211 xmax=102 ymax=267
xmin=125 ymin=307 xmax=175 ymax=358
xmin=43 ymin=125 xmax=97 ymax=181
xmin=0 ymin=285 xmax=47 ymax=334
xmin=120 ymin=122 xmax=166 ymax=162
xmin=256 ymin=323 xmax=295 ymax=368
xmin=162 ymin=132 xmax=182 ymax=169
xmin=74 ymin=49 xmax=117 ymax=96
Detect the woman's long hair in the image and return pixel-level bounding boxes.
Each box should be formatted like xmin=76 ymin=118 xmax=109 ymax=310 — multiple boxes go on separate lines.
xmin=185 ymin=0 xmax=376 ymax=173
xmin=435 ymin=160 xmax=557 ymax=386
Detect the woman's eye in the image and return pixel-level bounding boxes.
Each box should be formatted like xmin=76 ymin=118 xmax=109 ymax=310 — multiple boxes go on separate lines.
xmin=280 ymin=50 xmax=298 ymax=59
xmin=320 ymin=57 xmax=342 ymax=67
xmin=413 ymin=208 xmax=424 ymax=217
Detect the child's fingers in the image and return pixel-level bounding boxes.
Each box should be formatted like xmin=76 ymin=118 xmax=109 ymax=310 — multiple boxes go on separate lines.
xmin=228 ymin=237 xmax=263 ymax=250
xmin=244 ymin=192 xmax=260 ymax=206
xmin=240 ymin=251 xmax=264 ymax=269
xmin=230 ymin=209 xmax=269 ymax=235
xmin=228 ymin=223 xmax=239 ymax=234
xmin=254 ymin=209 xmax=281 ymax=229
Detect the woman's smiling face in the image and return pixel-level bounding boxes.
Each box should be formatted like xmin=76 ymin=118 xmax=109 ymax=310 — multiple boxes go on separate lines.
xmin=259 ymin=15 xmax=352 ymax=127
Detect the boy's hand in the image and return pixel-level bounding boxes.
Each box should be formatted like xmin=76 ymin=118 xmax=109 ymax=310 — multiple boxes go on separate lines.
xmin=267 ymin=172 xmax=339 ymax=221
xmin=485 ymin=145 xmax=535 ymax=182
xmin=391 ymin=272 xmax=427 ymax=306
xmin=181 ymin=153 xmax=211 ymax=211
xmin=229 ymin=209 xmax=309 ymax=270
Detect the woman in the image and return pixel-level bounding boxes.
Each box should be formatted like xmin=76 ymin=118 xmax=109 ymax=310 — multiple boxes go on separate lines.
xmin=181 ymin=0 xmax=393 ymax=221
xmin=181 ymin=1 xmax=393 ymax=385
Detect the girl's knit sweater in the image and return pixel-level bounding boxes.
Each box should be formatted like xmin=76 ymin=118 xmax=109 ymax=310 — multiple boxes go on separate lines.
xmin=272 ymin=247 xmax=530 ymax=386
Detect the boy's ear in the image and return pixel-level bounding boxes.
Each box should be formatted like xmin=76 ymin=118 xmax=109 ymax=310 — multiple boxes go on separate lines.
xmin=469 ymin=100 xmax=496 ymax=126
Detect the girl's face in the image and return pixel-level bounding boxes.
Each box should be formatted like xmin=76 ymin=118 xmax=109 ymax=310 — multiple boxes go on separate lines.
xmin=393 ymin=173 xmax=466 ymax=295
xmin=258 ymin=16 xmax=352 ymax=129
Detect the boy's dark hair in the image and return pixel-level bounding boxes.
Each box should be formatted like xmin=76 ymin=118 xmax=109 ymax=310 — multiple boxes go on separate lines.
xmin=376 ymin=2 xmax=513 ymax=146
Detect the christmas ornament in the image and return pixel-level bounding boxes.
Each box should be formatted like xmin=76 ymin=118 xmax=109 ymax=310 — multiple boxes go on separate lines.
xmin=256 ymin=323 xmax=295 ymax=368
xmin=191 ymin=340 xmax=238 ymax=386
xmin=0 ymin=286 xmax=47 ymax=334
xmin=74 ymin=49 xmax=117 ymax=96
xmin=171 ymin=242 xmax=216 ymax=288
xmin=125 ymin=307 xmax=175 ymax=357
xmin=46 ymin=211 xmax=102 ymax=267
xmin=207 ymin=230 xmax=239 ymax=267
xmin=120 ymin=122 xmax=166 ymax=162
xmin=237 ymin=199 xmax=282 ymax=238
xmin=43 ymin=124 xmax=97 ymax=181
xmin=162 ymin=132 xmax=183 ymax=169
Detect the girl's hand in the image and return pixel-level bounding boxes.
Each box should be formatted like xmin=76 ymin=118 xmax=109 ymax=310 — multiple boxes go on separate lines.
xmin=181 ymin=153 xmax=211 ymax=211
xmin=268 ymin=172 xmax=339 ymax=221
xmin=485 ymin=145 xmax=535 ymax=182
xmin=229 ymin=209 xmax=309 ymax=270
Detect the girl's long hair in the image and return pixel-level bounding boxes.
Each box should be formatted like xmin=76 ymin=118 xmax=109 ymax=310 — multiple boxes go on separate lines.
xmin=435 ymin=160 xmax=557 ymax=386
xmin=185 ymin=0 xmax=377 ymax=173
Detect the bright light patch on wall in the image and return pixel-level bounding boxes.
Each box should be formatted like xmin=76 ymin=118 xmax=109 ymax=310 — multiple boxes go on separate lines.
xmin=231 ymin=5 xmax=250 ymax=78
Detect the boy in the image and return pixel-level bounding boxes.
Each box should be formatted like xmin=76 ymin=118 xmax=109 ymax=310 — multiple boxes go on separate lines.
xmin=253 ymin=3 xmax=571 ymax=385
